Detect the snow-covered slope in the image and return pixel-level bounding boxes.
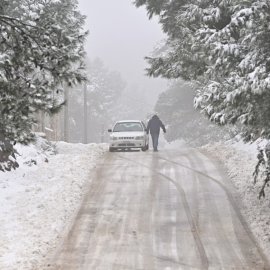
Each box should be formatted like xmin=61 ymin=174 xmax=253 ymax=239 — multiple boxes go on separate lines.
xmin=202 ymin=140 xmax=270 ymax=257
xmin=0 ymin=139 xmax=106 ymax=270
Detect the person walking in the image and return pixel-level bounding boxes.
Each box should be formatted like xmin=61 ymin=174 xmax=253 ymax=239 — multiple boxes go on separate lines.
xmin=146 ymin=114 xmax=166 ymax=152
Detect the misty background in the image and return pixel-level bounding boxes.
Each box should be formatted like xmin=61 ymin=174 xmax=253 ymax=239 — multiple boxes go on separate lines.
xmin=79 ymin=0 xmax=167 ymax=112
xmin=60 ymin=0 xmax=167 ymax=143
xmin=55 ymin=0 xmax=229 ymax=145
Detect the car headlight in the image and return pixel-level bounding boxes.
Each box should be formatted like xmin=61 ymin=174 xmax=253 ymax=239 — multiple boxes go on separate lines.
xmin=135 ymin=136 xmax=144 ymax=140
xmin=111 ymin=136 xmax=118 ymax=140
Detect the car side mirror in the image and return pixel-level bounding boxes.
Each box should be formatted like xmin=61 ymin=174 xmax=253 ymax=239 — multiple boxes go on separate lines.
xmin=108 ymin=129 xmax=112 ymax=132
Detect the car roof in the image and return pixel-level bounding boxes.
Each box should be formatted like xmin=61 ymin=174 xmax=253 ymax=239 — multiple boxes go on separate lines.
xmin=114 ymin=120 xmax=143 ymax=123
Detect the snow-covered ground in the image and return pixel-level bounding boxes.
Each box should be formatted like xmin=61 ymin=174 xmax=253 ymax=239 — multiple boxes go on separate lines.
xmin=0 ymin=136 xmax=269 ymax=269
xmin=202 ymin=140 xmax=270 ymax=257
xmin=0 ymin=137 xmax=107 ymax=270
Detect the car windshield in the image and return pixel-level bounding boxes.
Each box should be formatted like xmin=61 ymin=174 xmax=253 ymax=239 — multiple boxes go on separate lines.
xmin=113 ymin=122 xmax=143 ymax=132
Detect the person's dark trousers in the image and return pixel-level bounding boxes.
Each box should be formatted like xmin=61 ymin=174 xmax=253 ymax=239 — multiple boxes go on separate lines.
xmin=151 ymin=133 xmax=159 ymax=151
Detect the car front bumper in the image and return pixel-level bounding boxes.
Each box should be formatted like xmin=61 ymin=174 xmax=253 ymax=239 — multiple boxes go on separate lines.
xmin=110 ymin=139 xmax=146 ymax=149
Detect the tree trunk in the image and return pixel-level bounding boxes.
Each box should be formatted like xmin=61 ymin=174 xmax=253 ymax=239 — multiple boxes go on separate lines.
xmin=40 ymin=111 xmax=45 ymax=133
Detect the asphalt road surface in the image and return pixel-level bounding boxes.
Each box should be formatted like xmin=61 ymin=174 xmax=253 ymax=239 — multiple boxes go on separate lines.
xmin=49 ymin=147 xmax=269 ymax=270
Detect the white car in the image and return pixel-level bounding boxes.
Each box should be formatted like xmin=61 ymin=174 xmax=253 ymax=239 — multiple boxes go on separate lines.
xmin=108 ymin=120 xmax=149 ymax=152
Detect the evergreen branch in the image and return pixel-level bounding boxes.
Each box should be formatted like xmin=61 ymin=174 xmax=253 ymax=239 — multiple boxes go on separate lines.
xmin=0 ymin=15 xmax=41 ymax=30
xmin=259 ymin=172 xmax=270 ymax=199
xmin=0 ymin=17 xmax=43 ymax=50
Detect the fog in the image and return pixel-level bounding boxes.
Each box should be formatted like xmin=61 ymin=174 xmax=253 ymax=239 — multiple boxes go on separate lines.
xmin=77 ymin=0 xmax=167 ymax=115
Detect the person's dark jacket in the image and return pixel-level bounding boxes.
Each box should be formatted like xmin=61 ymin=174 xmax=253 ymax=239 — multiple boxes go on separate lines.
xmin=146 ymin=115 xmax=166 ymax=135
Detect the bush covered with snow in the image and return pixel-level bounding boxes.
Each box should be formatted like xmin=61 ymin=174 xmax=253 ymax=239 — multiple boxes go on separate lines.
xmin=253 ymin=142 xmax=270 ymax=199
xmin=0 ymin=138 xmax=18 ymax=172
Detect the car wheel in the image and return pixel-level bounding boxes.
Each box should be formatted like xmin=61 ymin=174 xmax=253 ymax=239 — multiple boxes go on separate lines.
xmin=109 ymin=147 xmax=115 ymax=152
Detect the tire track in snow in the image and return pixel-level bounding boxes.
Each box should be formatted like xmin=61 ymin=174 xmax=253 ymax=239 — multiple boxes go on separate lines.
xmin=118 ymin=153 xmax=209 ymax=270
xmin=158 ymin=150 xmax=270 ymax=270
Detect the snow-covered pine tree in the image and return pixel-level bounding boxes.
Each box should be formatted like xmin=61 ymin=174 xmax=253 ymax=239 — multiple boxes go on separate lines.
xmin=134 ymin=0 xmax=270 ymax=196
xmin=134 ymin=0 xmax=270 ymax=137
xmin=0 ymin=0 xmax=87 ymax=145
xmin=193 ymin=1 xmax=270 ymax=140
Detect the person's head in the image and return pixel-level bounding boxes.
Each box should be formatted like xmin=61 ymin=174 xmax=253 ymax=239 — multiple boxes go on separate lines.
xmin=152 ymin=112 xmax=159 ymax=118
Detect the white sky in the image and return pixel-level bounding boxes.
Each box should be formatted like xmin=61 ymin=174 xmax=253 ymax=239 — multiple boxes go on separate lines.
xmin=77 ymin=0 xmax=166 ymax=87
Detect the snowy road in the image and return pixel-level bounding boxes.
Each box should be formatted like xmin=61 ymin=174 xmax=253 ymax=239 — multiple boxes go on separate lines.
xmin=49 ymin=148 xmax=269 ymax=270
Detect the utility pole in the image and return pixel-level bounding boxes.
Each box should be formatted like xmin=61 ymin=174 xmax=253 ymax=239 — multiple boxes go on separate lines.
xmin=101 ymin=123 xmax=105 ymax=143
xmin=64 ymin=87 xmax=69 ymax=142
xmin=83 ymin=83 xmax=88 ymax=144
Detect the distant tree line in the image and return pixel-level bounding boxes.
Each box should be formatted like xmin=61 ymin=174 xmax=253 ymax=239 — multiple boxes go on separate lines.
xmin=68 ymin=58 xmax=126 ymax=143
xmin=155 ymin=81 xmax=234 ymax=146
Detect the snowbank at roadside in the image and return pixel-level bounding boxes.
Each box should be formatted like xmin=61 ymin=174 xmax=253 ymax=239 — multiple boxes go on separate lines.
xmin=0 ymin=138 xmax=107 ymax=270
xmin=202 ymin=140 xmax=270 ymax=257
